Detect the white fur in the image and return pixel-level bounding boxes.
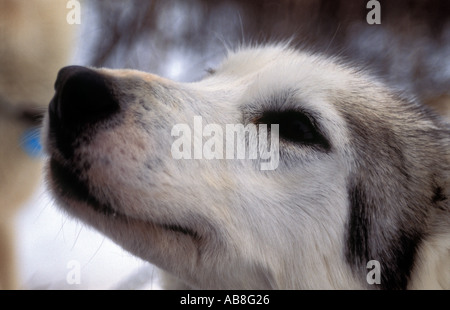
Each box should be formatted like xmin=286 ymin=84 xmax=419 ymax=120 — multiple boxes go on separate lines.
xmin=43 ymin=45 xmax=450 ymax=289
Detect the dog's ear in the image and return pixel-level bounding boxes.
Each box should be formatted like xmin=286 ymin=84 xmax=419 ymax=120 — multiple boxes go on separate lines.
xmin=341 ymin=114 xmax=443 ymax=289
xmin=345 ymin=178 xmax=426 ymax=290
xmin=345 ymin=156 xmax=449 ymax=289
xmin=339 ymin=91 xmax=450 ymax=289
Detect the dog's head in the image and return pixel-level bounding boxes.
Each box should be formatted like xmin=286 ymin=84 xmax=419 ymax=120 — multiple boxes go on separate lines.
xmin=43 ymin=45 xmax=449 ymax=289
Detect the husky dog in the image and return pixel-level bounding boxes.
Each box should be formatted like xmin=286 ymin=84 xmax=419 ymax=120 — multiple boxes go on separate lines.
xmin=43 ymin=45 xmax=449 ymax=289
xmin=0 ymin=0 xmax=75 ymax=289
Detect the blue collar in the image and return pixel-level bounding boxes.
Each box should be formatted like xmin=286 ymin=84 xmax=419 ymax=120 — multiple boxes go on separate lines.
xmin=0 ymin=98 xmax=44 ymax=158
xmin=21 ymin=127 xmax=43 ymax=158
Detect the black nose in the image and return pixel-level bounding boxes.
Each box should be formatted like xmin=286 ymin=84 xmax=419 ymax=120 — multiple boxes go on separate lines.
xmin=48 ymin=66 xmax=119 ymax=158
xmin=49 ymin=66 xmax=118 ymax=130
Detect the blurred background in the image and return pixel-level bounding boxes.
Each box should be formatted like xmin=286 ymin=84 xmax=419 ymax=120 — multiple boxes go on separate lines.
xmin=1 ymin=0 xmax=449 ymax=289
xmin=79 ymin=0 xmax=450 ymax=110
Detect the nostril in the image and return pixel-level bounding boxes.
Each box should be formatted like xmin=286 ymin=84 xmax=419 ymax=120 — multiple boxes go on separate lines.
xmin=51 ymin=66 xmax=118 ymax=129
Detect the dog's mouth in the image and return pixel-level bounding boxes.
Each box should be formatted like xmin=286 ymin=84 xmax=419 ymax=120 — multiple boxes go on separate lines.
xmin=49 ymin=158 xmax=116 ymax=216
xmin=49 ymin=157 xmax=201 ymax=240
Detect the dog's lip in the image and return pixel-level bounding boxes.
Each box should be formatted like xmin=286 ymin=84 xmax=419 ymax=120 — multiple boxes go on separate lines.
xmin=49 ymin=157 xmax=201 ymax=240
xmin=49 ymin=157 xmax=116 ymax=216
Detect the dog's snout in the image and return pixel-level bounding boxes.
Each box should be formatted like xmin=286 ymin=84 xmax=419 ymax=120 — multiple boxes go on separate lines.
xmin=50 ymin=66 xmax=118 ymax=129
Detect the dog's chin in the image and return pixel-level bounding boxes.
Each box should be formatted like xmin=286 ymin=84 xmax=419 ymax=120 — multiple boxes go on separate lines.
xmin=47 ymin=157 xmax=201 ymax=241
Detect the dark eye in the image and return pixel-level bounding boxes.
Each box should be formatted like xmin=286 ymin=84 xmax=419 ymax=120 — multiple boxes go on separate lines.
xmin=256 ymin=110 xmax=330 ymax=151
